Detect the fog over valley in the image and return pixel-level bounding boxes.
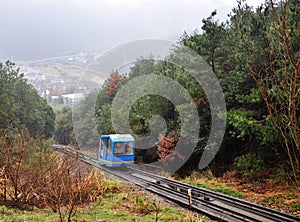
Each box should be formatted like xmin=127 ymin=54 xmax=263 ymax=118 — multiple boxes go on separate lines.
xmin=0 ymin=0 xmax=263 ymax=61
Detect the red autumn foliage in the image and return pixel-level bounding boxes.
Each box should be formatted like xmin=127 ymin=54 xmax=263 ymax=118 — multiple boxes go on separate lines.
xmin=105 ymin=70 xmax=124 ymax=100
xmin=193 ymin=96 xmax=208 ymax=106
xmin=157 ymin=134 xmax=179 ymax=159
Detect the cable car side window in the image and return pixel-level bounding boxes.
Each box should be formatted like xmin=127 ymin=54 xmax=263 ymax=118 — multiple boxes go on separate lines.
xmin=108 ymin=139 xmax=112 ymax=154
xmin=114 ymin=142 xmax=134 ymax=156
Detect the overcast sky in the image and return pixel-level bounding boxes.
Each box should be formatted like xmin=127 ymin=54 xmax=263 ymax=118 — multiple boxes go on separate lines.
xmin=0 ymin=0 xmax=265 ymax=61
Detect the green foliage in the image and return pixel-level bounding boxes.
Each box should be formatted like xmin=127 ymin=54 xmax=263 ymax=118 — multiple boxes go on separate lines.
xmin=234 ymin=153 xmax=265 ymax=176
xmin=73 ymin=90 xmax=99 ymax=149
xmin=94 ymin=70 xmax=127 ymax=138
xmin=181 ymin=180 xmax=210 ymax=189
xmin=182 ymin=10 xmax=225 ymax=73
xmin=233 ymin=0 xmax=300 ymax=177
xmin=227 ymin=109 xmax=275 ymax=144
xmin=181 ymin=9 xmax=273 ymax=166
xmin=182 ymin=180 xmax=245 ymax=198
xmin=95 ymin=103 xmax=115 ymax=135
xmin=271 ymin=165 xmax=295 ymax=184
xmin=236 ymin=88 xmax=261 ymax=104
xmin=54 ymin=106 xmax=74 ymax=145
xmin=91 ymin=0 xmax=300 ymax=177
xmin=214 ymin=186 xmax=245 ymax=198
xmin=133 ymin=195 xmax=155 ymax=214
xmin=0 ymin=61 xmax=55 ymax=138
xmin=290 ymin=202 xmax=300 ymax=211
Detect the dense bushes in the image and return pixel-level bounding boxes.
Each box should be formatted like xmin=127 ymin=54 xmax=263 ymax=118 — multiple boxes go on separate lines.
xmin=234 ymin=153 xmax=265 ymax=177
xmin=0 ymin=133 xmax=120 ymax=222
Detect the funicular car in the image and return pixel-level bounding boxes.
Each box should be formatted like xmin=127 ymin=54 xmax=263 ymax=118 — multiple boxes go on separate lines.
xmin=98 ymin=134 xmax=135 ymax=167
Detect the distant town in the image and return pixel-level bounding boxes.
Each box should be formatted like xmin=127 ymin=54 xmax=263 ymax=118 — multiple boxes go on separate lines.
xmin=19 ymin=53 xmax=104 ymax=107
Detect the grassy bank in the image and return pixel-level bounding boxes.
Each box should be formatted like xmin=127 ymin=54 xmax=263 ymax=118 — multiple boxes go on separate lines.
xmin=0 ymin=184 xmax=212 ymax=222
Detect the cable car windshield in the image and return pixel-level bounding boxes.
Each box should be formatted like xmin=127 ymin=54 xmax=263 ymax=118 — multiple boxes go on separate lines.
xmin=114 ymin=142 xmax=134 ymax=156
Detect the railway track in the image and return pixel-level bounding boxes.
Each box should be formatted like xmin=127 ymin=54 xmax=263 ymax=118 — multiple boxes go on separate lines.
xmin=126 ymin=167 xmax=300 ymax=222
xmin=51 ymin=144 xmax=300 ymax=222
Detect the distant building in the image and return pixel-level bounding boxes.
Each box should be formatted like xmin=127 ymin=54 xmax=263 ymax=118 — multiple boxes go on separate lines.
xmin=51 ymin=95 xmax=59 ymax=100
xmin=50 ymin=78 xmax=64 ymax=85
xmin=62 ymin=93 xmax=85 ymax=107
xmin=24 ymin=72 xmax=38 ymax=82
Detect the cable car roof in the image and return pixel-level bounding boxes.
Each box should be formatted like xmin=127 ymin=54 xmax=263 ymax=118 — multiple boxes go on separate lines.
xmin=101 ymin=134 xmax=135 ymax=142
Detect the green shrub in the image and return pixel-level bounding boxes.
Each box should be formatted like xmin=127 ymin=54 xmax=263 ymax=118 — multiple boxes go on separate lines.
xmin=235 ymin=153 xmax=265 ymax=177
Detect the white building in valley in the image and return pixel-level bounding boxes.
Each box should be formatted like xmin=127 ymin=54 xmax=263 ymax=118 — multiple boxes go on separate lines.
xmin=61 ymin=93 xmax=85 ymax=107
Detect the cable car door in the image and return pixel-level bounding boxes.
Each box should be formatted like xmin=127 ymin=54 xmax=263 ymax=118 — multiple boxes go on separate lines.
xmin=100 ymin=138 xmax=107 ymax=159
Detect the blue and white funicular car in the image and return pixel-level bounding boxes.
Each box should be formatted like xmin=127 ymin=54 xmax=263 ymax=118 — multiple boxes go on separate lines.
xmin=98 ymin=134 xmax=135 ymax=167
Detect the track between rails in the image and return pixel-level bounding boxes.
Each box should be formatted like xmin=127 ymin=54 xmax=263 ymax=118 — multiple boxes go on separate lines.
xmin=52 ymin=144 xmax=300 ymax=222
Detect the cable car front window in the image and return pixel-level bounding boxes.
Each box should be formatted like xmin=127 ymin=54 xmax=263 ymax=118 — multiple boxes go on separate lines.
xmin=114 ymin=142 xmax=134 ymax=156
xmin=100 ymin=139 xmax=106 ymax=151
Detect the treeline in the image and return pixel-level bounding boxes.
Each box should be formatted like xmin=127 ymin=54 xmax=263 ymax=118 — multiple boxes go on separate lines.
xmin=92 ymin=0 xmax=299 ymax=179
xmin=0 ymin=61 xmax=55 ymax=138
